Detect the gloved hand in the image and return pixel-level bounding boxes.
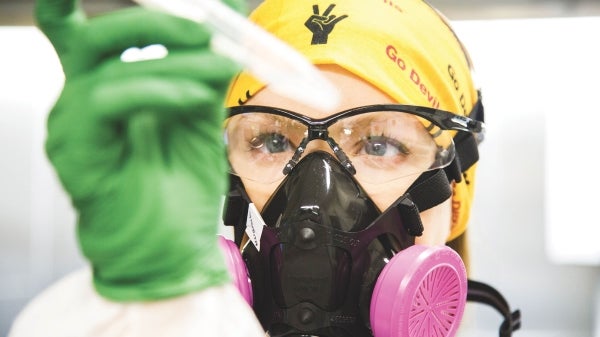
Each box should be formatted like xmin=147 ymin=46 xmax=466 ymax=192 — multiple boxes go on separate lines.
xmin=35 ymin=0 xmax=243 ymax=301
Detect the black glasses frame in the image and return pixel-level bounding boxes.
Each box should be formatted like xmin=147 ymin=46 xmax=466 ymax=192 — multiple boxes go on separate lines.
xmin=228 ymin=104 xmax=485 ymax=133
xmin=226 ymin=103 xmax=485 ymax=175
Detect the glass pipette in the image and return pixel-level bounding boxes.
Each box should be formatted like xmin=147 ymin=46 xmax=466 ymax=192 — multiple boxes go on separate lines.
xmin=131 ymin=0 xmax=341 ymax=111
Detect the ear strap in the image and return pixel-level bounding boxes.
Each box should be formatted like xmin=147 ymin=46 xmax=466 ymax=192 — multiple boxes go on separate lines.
xmin=444 ymin=94 xmax=485 ymax=183
xmin=222 ymin=174 xmax=251 ymax=246
xmin=467 ymin=279 xmax=522 ymax=337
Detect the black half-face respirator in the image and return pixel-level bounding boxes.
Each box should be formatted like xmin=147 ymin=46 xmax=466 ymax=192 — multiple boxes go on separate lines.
xmin=220 ymin=103 xmax=521 ymax=337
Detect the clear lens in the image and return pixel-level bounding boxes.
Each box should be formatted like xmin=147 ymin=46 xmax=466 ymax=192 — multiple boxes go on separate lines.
xmin=225 ymin=109 xmax=456 ymax=184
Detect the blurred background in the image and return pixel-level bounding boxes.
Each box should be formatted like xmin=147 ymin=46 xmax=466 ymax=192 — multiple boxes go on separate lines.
xmin=2 ymin=0 xmax=600 ymax=22
xmin=1 ymin=0 xmax=600 ymax=336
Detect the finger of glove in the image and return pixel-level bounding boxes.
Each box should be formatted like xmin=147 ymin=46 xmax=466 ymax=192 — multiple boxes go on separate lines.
xmin=38 ymin=5 xmax=214 ymax=75
xmin=95 ymin=49 xmax=240 ymax=91
xmin=48 ymin=75 xmax=227 ymax=147
xmin=35 ymin=0 xmax=86 ymax=49
xmin=92 ymin=53 xmax=238 ymax=121
xmin=46 ymin=77 xmax=226 ymax=202
xmin=97 ymin=77 xmax=226 ymax=122
xmin=85 ymin=8 xmax=212 ymax=61
xmin=35 ymin=0 xmax=78 ymax=25
xmin=222 ymin=0 xmax=249 ymax=15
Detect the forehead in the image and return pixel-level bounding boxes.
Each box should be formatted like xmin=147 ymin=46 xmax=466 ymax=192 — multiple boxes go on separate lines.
xmin=246 ymin=65 xmax=397 ymax=119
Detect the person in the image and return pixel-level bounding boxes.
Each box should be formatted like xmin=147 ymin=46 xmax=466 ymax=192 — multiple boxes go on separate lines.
xmin=9 ymin=0 xmax=520 ymax=336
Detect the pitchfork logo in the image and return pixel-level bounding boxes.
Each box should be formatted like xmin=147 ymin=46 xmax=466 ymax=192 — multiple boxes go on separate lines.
xmin=305 ymin=4 xmax=348 ymax=45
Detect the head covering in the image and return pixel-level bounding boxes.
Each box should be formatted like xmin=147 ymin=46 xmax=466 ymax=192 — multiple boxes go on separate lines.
xmin=225 ymin=0 xmax=480 ymax=241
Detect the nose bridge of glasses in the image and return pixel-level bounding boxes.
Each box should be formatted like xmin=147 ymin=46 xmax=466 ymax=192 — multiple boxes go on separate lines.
xmin=303 ymin=138 xmax=336 ymax=157
xmin=291 ymin=123 xmax=335 ymax=159
xmin=300 ymin=136 xmax=357 ymax=175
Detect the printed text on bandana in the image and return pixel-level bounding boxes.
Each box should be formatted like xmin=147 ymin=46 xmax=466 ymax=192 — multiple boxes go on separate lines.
xmin=385 ymin=44 xmax=440 ymax=109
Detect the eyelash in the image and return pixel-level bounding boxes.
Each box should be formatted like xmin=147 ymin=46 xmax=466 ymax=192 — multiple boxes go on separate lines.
xmin=346 ymin=133 xmax=410 ymax=157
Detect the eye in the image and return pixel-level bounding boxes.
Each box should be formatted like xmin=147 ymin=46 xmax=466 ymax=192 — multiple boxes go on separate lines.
xmin=250 ymin=133 xmax=291 ymax=153
xmin=363 ymin=135 xmax=410 ymax=157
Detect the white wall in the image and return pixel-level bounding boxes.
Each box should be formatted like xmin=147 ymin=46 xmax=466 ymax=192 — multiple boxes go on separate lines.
xmin=0 ymin=27 xmax=84 ymax=334
xmin=453 ymin=17 xmax=600 ymax=336
xmin=1 ymin=17 xmax=600 ymax=336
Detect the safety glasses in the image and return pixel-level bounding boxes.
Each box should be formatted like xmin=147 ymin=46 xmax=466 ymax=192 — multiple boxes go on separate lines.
xmin=225 ymin=104 xmax=484 ymax=184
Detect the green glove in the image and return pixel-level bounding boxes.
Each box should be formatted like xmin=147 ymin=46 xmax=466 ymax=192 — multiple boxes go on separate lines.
xmin=35 ymin=0 xmax=243 ymax=301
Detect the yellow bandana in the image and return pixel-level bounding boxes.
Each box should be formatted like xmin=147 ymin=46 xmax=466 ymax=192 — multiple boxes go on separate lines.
xmin=225 ymin=0 xmax=480 ymax=241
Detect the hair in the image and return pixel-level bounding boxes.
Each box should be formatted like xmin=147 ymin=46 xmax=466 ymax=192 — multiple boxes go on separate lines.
xmin=447 ymin=231 xmax=470 ymax=273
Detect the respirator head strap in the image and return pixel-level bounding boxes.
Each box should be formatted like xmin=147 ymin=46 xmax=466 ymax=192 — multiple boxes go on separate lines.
xmin=390 ymin=194 xmax=424 ymax=237
xmin=444 ymin=93 xmax=484 ymax=183
xmin=368 ymin=169 xmax=452 ymax=238
xmin=467 ymin=279 xmax=522 ymax=337
xmin=223 ymin=174 xmax=253 ymax=246
xmin=444 ymin=130 xmax=480 ymax=183
xmin=405 ymin=168 xmax=453 ymax=212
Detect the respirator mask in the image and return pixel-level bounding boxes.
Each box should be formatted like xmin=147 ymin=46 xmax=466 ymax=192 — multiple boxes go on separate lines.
xmin=220 ymin=104 xmax=520 ymax=337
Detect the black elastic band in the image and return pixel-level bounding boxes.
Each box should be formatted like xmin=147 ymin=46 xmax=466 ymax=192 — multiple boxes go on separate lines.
xmin=405 ymin=169 xmax=452 ymax=213
xmin=467 ymin=279 xmax=522 ymax=337
xmin=444 ymin=93 xmax=485 ymax=183
xmin=444 ymin=131 xmax=480 ymax=183
xmin=469 ymin=94 xmax=485 ymax=124
xmin=223 ymin=174 xmax=251 ymax=246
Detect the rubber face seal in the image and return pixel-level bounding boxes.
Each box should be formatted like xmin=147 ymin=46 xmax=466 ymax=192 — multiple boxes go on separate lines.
xmin=217 ymin=235 xmax=254 ymax=306
xmin=370 ymin=245 xmax=468 ymax=337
